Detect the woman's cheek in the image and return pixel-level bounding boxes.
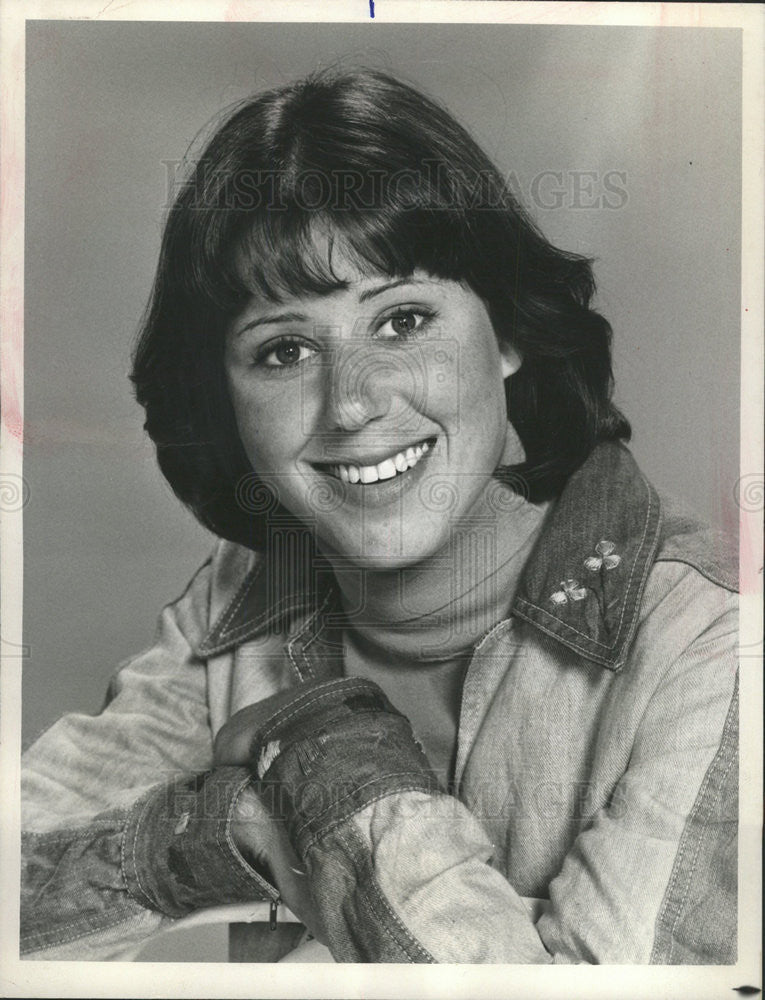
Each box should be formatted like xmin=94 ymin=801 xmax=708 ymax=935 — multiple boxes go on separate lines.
xmin=238 ymin=391 xmax=303 ymax=474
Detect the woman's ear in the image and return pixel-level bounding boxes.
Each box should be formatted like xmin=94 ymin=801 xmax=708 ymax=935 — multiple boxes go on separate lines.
xmin=500 ymin=343 xmax=522 ymax=379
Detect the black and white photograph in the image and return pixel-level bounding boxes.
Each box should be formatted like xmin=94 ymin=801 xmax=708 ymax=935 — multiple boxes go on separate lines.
xmin=1 ymin=2 xmax=762 ymax=996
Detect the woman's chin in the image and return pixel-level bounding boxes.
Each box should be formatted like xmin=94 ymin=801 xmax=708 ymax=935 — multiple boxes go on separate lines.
xmin=316 ymin=527 xmax=441 ymax=572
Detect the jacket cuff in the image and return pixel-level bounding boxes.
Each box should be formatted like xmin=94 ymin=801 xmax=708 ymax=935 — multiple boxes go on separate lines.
xmin=122 ymin=767 xmax=276 ymax=918
xmin=248 ymin=677 xmax=444 ymax=857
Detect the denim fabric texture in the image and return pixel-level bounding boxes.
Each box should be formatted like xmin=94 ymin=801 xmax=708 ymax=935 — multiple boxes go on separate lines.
xmin=122 ymin=768 xmax=277 ymax=918
xmin=248 ymin=677 xmax=443 ymax=854
xmin=20 ymin=443 xmax=739 ymax=963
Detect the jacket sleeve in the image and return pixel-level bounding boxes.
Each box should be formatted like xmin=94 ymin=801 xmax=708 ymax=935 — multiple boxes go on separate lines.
xmin=21 ymin=549 xmax=276 ymax=960
xmin=248 ymin=603 xmax=738 ymax=964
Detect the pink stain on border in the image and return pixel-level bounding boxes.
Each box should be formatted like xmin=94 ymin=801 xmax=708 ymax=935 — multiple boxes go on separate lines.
xmin=223 ymin=1 xmax=252 ymax=21
xmin=739 ymin=506 xmax=762 ymax=597
xmin=0 ymin=33 xmax=24 ymax=448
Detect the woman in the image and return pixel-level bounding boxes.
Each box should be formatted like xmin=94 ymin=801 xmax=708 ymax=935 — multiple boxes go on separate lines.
xmin=21 ymin=69 xmax=738 ymax=964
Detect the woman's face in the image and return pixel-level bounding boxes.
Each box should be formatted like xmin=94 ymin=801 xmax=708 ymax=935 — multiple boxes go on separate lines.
xmin=224 ymin=246 xmax=521 ymax=568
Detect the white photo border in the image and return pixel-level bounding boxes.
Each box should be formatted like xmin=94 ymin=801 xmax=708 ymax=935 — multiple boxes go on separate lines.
xmin=1 ymin=3 xmax=762 ymax=998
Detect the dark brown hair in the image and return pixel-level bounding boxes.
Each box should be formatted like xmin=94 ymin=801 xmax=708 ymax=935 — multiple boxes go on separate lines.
xmin=132 ymin=68 xmax=630 ymax=548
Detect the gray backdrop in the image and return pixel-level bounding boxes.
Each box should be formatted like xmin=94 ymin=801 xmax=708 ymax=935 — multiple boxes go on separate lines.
xmin=23 ymin=24 xmax=741 ymax=956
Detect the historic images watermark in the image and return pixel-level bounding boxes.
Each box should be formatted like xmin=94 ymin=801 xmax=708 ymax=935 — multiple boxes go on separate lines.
xmin=160 ymin=160 xmax=629 ymax=213
xmin=526 ymin=170 xmax=628 ymax=210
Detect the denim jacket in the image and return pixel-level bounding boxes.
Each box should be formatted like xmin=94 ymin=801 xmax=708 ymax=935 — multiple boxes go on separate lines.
xmin=21 ymin=443 xmax=738 ymax=963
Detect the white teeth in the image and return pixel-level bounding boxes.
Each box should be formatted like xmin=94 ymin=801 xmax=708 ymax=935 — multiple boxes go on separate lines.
xmin=328 ymin=439 xmax=434 ymax=484
xmin=377 ymin=458 xmax=397 ymax=480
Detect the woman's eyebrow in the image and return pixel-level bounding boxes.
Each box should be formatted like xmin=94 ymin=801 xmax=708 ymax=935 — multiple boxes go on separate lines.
xmin=234 ymin=278 xmax=432 ymax=338
xmin=358 ymin=278 xmax=430 ymax=302
xmin=234 ymin=311 xmax=308 ymax=338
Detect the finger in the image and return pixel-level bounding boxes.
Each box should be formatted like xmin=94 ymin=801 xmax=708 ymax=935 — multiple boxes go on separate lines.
xmin=213 ymin=729 xmax=246 ymax=767
xmin=213 ymin=690 xmax=299 ymax=766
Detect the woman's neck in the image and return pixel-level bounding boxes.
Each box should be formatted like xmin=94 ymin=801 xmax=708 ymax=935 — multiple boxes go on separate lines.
xmin=330 ymin=489 xmax=551 ymax=666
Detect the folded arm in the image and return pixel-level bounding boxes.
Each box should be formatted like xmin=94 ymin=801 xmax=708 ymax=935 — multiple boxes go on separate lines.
xmin=221 ymin=615 xmax=738 ymax=964
xmin=21 ymin=554 xmax=275 ymax=960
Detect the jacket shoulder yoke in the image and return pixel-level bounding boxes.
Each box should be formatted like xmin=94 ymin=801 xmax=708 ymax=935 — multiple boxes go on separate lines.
xmin=654 ymin=492 xmax=738 ymax=594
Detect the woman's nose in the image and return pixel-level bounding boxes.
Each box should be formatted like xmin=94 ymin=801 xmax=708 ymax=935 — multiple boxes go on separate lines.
xmin=322 ymin=343 xmax=396 ymax=431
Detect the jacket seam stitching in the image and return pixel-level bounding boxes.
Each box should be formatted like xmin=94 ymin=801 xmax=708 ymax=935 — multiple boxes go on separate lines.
xmin=473 ymin=617 xmax=514 ymax=652
xmin=284 ymin=593 xmax=333 ymax=682
xmin=21 ymin=908 xmax=158 ymax=953
xmin=295 ymin=777 xmax=441 ymax=845
xmin=337 ymin=820 xmax=436 ymax=962
xmin=220 ymin=777 xmax=279 ymax=899
xmin=258 ymin=678 xmax=375 ymax=735
xmin=217 ymin=561 xmax=263 ymax=635
xmin=514 ymin=472 xmax=658 ymax=654
xmin=23 ymin=822 xmax=122 ymax=840
xmin=297 ymin=592 xmax=335 ymax=677
xmin=514 ymin=598 xmax=614 ymax=650
xmin=510 ymin=608 xmax=619 ymax=668
xmin=301 ymin=785 xmax=446 ymax=854
xmin=666 ymin=734 xmax=737 ymax=963
xmin=668 ymin=682 xmax=738 ymax=961
xmin=653 ymin=555 xmax=738 ymax=594
xmin=201 ymin=562 xmax=264 ymax=650
xmin=123 ymin=793 xmax=158 ymax=913
xmin=285 ymin=635 xmax=305 ymax=681
xmin=200 ymin=599 xmax=313 ymax=656
xmin=650 ymin=674 xmax=738 ymax=963
xmin=235 ymin=596 xmax=312 ymax=638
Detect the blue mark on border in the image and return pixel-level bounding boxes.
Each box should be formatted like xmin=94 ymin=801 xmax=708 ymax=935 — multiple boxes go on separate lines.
xmin=369 ymin=0 xmax=375 ymax=17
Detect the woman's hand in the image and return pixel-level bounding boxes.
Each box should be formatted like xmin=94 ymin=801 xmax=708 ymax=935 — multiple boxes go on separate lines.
xmin=215 ymin=689 xmax=331 ymax=942
xmin=230 ymin=784 xmax=326 ymax=942
xmin=214 ymin=688 xmax=302 ymax=768
xmin=214 ymin=677 xmax=439 ymax=956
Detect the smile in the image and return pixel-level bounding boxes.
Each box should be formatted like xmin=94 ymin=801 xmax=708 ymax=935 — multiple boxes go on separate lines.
xmin=318 ymin=437 xmax=437 ymax=485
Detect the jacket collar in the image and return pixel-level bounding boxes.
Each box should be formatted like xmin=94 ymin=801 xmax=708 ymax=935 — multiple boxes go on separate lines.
xmin=196 ymin=523 xmax=338 ymax=659
xmin=511 ymin=442 xmax=662 ymax=670
xmin=198 ymin=443 xmax=662 ymax=671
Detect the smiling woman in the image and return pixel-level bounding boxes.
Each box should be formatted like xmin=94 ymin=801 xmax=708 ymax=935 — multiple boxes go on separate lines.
xmin=20 ymin=69 xmax=738 ymax=965
xmin=224 ymin=258 xmax=520 ymax=566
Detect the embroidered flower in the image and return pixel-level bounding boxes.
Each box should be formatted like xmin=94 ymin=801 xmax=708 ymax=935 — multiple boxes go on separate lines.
xmin=550 ymin=578 xmax=588 ymax=605
xmin=584 ymin=539 xmax=621 ymax=572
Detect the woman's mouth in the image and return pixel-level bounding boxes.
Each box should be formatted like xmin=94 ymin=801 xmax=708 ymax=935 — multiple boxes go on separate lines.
xmin=317 ymin=436 xmax=437 ymax=485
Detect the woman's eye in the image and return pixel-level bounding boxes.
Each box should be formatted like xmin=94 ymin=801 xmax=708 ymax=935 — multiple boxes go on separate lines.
xmin=258 ymin=339 xmax=316 ymax=368
xmin=378 ymin=310 xmax=431 ymax=340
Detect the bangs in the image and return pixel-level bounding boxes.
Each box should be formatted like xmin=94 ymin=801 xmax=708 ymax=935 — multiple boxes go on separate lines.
xmin=169 ymin=67 xmax=522 ymax=320
xmin=190 ymin=167 xmax=490 ymax=315
xmin=228 ymin=206 xmax=472 ymax=309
